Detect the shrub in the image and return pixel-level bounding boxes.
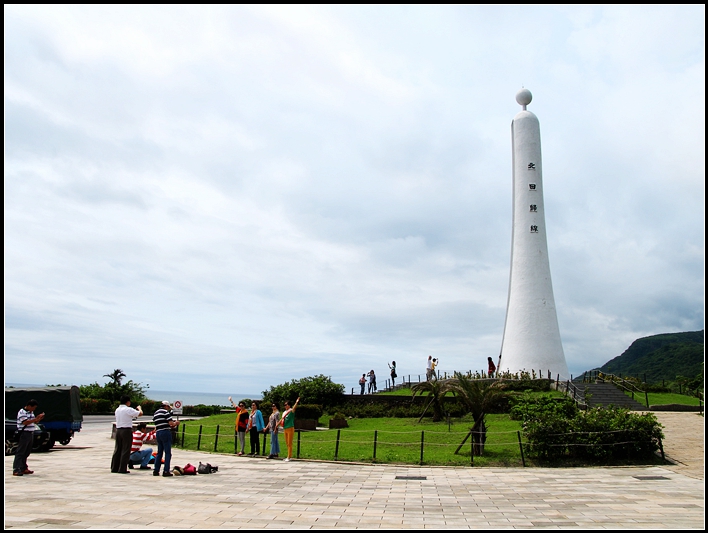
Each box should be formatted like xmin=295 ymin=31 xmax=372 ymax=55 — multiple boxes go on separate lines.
xmin=262 ymin=375 xmax=345 ymax=409
xmin=512 ymin=394 xmax=664 ymax=462
xmin=183 ymin=404 xmax=221 ymax=416
xmin=294 ymin=404 xmax=323 ymax=421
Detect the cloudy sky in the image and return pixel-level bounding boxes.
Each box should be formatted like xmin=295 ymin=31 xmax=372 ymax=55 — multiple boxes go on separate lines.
xmin=5 ymin=5 xmax=704 ymax=396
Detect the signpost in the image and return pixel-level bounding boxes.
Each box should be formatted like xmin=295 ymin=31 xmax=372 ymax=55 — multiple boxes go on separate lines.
xmin=173 ymin=400 xmax=183 ymax=416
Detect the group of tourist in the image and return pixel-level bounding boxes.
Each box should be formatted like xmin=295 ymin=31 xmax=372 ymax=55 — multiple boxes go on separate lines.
xmin=358 ymin=361 xmax=399 ymax=394
xmin=110 ymin=395 xmax=179 ymax=476
xmin=227 ymin=396 xmax=299 ymax=461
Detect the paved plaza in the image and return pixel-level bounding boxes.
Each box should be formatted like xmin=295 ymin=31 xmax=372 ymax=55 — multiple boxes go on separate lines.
xmin=5 ymin=413 xmax=704 ymax=529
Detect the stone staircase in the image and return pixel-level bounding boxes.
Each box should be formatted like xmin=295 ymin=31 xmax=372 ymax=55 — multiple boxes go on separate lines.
xmin=574 ymin=382 xmax=647 ymax=410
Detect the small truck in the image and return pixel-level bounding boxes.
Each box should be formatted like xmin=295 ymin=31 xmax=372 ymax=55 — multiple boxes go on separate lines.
xmin=5 ymin=386 xmax=83 ymax=453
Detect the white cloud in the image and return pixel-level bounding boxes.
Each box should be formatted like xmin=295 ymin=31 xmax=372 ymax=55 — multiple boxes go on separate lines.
xmin=4 ymin=5 xmax=704 ymax=393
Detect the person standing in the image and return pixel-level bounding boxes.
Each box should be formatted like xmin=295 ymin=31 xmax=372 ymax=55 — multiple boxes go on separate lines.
xmin=229 ymin=397 xmax=249 ymax=456
xmin=487 ymin=356 xmax=497 ymax=378
xmin=431 ymin=358 xmax=438 ymax=380
xmin=111 ymin=395 xmax=142 ymax=474
xmin=152 ymin=400 xmax=179 ymax=477
xmin=265 ymin=402 xmax=281 ymax=459
xmin=426 ymin=355 xmax=433 ymax=380
xmin=359 ymin=373 xmax=366 ymax=395
xmin=13 ymin=399 xmax=44 ymax=476
xmin=388 ymin=361 xmax=397 ymax=388
xmin=247 ymin=401 xmax=265 ymax=456
xmin=368 ymin=370 xmax=377 ymax=393
xmin=279 ymin=397 xmax=300 ymax=462
xmin=130 ymin=422 xmax=156 ymax=470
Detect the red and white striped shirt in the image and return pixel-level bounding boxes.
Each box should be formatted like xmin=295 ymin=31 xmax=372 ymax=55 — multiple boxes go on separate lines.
xmin=131 ymin=430 xmax=155 ymax=453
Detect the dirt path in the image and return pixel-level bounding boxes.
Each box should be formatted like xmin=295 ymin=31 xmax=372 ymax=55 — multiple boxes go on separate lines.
xmin=651 ymin=411 xmax=704 ymax=479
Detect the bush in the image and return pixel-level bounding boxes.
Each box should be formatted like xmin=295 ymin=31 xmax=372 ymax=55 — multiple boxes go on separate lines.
xmin=294 ymin=404 xmax=323 ymax=421
xmin=182 ymin=404 xmax=222 ymax=416
xmin=512 ymin=394 xmax=664 ymax=462
xmin=262 ymin=375 xmax=345 ymax=409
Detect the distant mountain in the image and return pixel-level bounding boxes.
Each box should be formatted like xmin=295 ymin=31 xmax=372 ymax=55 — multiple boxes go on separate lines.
xmin=588 ymin=330 xmax=704 ymax=383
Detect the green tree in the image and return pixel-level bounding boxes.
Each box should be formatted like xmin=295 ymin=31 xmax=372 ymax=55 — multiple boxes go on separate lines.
xmin=411 ymin=378 xmax=453 ymax=422
xmin=79 ymin=370 xmax=150 ymax=404
xmin=262 ymin=375 xmax=344 ymax=409
xmin=103 ymin=369 xmax=127 ymax=387
xmin=447 ymin=372 xmax=506 ymax=455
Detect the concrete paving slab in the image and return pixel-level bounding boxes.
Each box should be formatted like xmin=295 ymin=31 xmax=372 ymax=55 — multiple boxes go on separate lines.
xmin=5 ymin=416 xmax=704 ymax=529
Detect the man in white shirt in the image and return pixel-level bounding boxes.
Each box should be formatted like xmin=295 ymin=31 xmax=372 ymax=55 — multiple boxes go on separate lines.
xmin=111 ymin=395 xmax=142 ymax=474
xmin=426 ymin=355 xmax=433 ymax=381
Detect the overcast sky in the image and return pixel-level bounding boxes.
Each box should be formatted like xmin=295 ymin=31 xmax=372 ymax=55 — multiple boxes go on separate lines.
xmin=5 ymin=5 xmax=704 ymax=396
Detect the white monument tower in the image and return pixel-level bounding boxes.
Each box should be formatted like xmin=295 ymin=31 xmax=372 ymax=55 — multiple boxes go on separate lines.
xmin=499 ymin=88 xmax=569 ymax=379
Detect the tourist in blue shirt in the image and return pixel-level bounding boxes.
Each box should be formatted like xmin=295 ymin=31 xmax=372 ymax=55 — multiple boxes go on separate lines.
xmin=247 ymin=402 xmax=265 ymax=456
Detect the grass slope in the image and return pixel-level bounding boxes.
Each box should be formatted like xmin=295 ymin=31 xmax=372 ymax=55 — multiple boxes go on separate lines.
xmin=595 ymin=330 xmax=704 ymax=383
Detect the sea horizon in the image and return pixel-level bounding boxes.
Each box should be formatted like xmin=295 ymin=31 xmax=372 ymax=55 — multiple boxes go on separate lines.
xmin=5 ymin=383 xmax=259 ymax=407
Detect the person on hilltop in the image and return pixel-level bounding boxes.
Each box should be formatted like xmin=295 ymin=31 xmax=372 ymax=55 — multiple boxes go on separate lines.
xmin=130 ymin=422 xmax=156 ymax=470
xmin=426 ymin=355 xmax=433 ymax=381
xmin=359 ymin=373 xmax=367 ymax=395
xmin=13 ymin=399 xmax=45 ymax=476
xmin=152 ymin=400 xmax=179 ymax=477
xmin=247 ymin=401 xmax=265 ymax=456
xmin=487 ymin=356 xmax=497 ymax=378
xmin=111 ymin=395 xmax=142 ymax=474
xmin=368 ymin=369 xmax=377 ymax=393
xmin=229 ymin=397 xmax=249 ymax=456
xmin=264 ymin=402 xmax=281 ymax=459
xmin=388 ymin=361 xmax=397 ymax=388
xmin=279 ymin=397 xmax=300 ymax=462
xmin=431 ymin=358 xmax=439 ymax=380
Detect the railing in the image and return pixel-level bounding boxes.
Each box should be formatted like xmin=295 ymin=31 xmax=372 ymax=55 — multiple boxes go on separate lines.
xmin=597 ymin=372 xmax=649 ymax=408
xmin=557 ymin=380 xmax=587 ymax=409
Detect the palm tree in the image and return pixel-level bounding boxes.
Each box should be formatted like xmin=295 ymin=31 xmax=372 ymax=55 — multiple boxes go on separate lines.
xmin=411 ymin=379 xmax=453 ymax=422
xmin=103 ymin=369 xmax=126 ymax=387
xmin=447 ymin=371 xmax=505 ymax=455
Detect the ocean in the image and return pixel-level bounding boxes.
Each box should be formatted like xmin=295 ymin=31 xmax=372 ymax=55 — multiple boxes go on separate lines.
xmin=148 ymin=390 xmax=260 ymax=407
xmin=5 ymin=383 xmax=258 ymax=407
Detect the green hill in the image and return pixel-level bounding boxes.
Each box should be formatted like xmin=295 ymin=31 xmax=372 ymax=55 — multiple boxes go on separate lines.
xmin=592 ymin=330 xmax=704 ymax=383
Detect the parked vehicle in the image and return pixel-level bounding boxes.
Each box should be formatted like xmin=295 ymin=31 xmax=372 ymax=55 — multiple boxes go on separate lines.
xmin=4 ymin=386 xmax=83 ymax=453
xmin=4 ymin=418 xmax=53 ymax=456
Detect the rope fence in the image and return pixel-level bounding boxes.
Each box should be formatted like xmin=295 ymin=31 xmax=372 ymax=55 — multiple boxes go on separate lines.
xmin=173 ymin=423 xmax=664 ymax=466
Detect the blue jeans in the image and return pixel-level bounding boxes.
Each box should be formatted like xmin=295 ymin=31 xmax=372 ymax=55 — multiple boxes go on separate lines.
xmin=130 ymin=448 xmax=153 ymax=468
xmin=270 ymin=430 xmax=280 ymax=456
xmin=154 ymin=430 xmax=172 ymax=474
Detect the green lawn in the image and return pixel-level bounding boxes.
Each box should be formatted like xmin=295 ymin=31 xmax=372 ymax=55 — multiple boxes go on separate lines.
xmin=175 ymin=414 xmax=525 ymax=466
xmin=625 ymin=391 xmax=703 ymax=406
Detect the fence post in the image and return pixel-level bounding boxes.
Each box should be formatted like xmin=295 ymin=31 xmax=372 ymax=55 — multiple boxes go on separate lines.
xmin=334 ymin=429 xmax=341 ymax=461
xmin=373 ymin=430 xmax=378 ymax=460
xmin=645 ymin=391 xmax=649 ymax=409
xmin=470 ymin=432 xmax=474 ymax=466
xmin=517 ymin=431 xmax=525 ymax=467
xmin=214 ymin=424 xmax=220 ymax=452
xmin=420 ymin=431 xmax=425 ymax=466
xmin=297 ymin=430 xmax=301 ymax=459
xmin=197 ymin=425 xmax=203 ymax=450
xmin=181 ymin=424 xmax=185 ymax=447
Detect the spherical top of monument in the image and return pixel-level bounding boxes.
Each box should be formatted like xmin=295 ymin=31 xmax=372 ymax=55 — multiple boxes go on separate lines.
xmin=515 ymin=88 xmax=532 ymax=106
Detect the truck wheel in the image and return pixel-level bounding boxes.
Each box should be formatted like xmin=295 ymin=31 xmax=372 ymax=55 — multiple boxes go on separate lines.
xmin=5 ymin=439 xmax=18 ymax=456
xmin=60 ymin=439 xmax=71 ymax=446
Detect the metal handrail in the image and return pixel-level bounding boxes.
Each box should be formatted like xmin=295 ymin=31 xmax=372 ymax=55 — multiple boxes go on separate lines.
xmin=558 ymin=380 xmax=587 ymax=409
xmin=596 ymin=372 xmax=649 ymax=408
